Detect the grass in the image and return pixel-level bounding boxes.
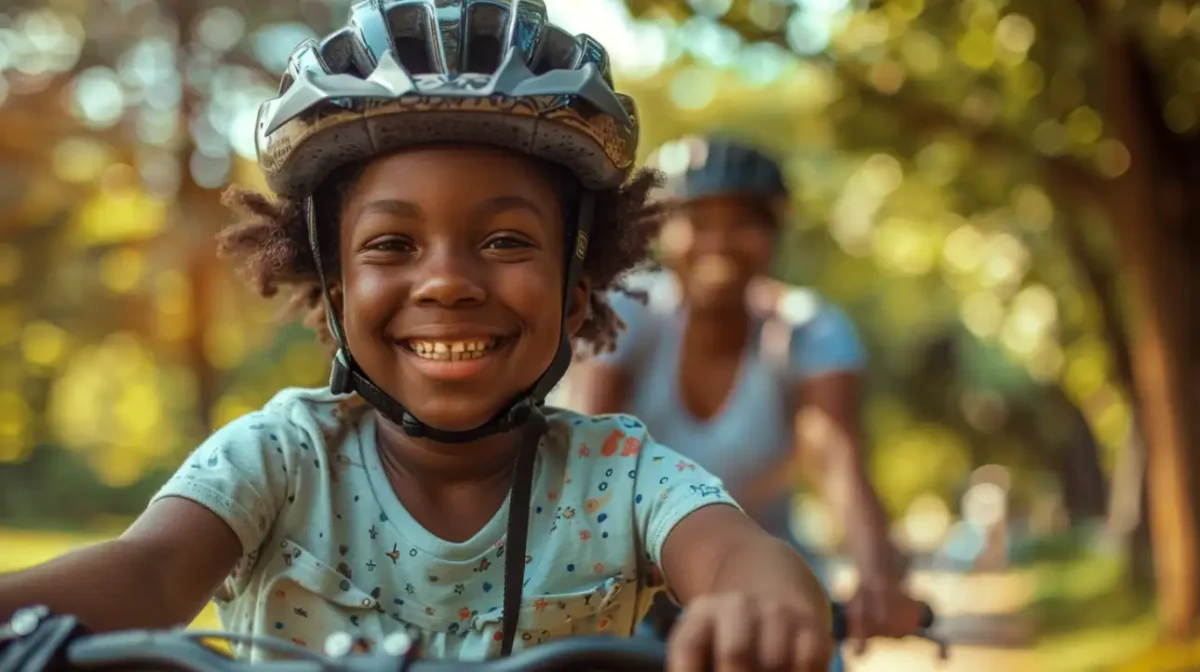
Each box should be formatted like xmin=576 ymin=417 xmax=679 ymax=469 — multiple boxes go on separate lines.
xmin=1023 ymin=545 xmax=1200 ymax=672
xmin=1027 ymin=550 xmax=1154 ymax=638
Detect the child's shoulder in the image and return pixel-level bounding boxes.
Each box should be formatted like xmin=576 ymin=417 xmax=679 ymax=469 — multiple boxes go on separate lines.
xmin=216 ymin=386 xmax=365 ymax=445
xmin=544 ymin=407 xmax=654 ymax=451
xmin=542 ymin=408 xmax=661 ymax=485
xmin=262 ymin=386 xmax=364 ymax=421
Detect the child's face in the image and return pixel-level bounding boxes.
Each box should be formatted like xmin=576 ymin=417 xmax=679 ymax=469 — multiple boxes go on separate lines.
xmin=335 ymin=146 xmax=587 ymax=433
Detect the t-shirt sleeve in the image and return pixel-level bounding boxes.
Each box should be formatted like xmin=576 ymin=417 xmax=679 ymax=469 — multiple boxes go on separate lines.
xmin=630 ymin=423 xmax=742 ymax=568
xmin=790 ymin=302 xmax=867 ymax=379
xmin=150 ymin=410 xmax=305 ymax=567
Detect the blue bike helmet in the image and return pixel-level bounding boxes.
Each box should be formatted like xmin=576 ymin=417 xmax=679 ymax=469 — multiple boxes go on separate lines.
xmin=666 ymin=136 xmax=788 ymax=202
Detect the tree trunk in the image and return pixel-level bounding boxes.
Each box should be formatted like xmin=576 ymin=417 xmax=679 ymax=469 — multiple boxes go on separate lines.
xmin=170 ymin=1 xmax=224 ymax=433
xmin=1091 ymin=23 xmax=1200 ymax=639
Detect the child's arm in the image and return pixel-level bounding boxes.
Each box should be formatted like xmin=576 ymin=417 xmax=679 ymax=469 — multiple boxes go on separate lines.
xmin=661 ymin=504 xmax=830 ymax=620
xmin=659 ymin=505 xmax=834 ymax=672
xmin=0 ymin=498 xmax=241 ymax=632
xmin=626 ymin=431 xmax=834 ymax=671
xmin=1 ymin=406 xmax=305 ymax=633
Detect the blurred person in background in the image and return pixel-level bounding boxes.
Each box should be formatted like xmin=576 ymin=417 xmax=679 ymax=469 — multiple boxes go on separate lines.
xmin=564 ymin=137 xmax=922 ymax=663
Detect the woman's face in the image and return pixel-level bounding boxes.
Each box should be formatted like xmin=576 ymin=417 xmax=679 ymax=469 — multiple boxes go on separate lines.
xmin=661 ymin=194 xmax=776 ymax=312
xmin=335 ymin=146 xmax=587 ymax=433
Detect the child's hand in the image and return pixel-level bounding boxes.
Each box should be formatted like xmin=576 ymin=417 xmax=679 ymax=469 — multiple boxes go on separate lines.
xmin=666 ymin=592 xmax=834 ymax=672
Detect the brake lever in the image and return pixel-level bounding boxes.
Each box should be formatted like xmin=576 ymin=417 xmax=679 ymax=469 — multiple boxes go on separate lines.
xmin=912 ymin=628 xmax=950 ymax=661
xmin=830 ymin=602 xmax=949 ymax=662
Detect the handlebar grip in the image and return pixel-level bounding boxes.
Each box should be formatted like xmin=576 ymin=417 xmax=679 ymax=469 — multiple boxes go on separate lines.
xmin=830 ymin=601 xmax=935 ymax=641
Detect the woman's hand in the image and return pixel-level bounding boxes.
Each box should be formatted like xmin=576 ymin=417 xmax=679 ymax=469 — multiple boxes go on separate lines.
xmin=667 ymin=592 xmax=835 ymax=672
xmin=842 ymin=580 xmax=926 ymax=652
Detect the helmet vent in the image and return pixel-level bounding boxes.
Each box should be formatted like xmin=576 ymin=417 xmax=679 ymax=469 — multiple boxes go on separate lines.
xmin=531 ymin=26 xmax=577 ymax=75
xmin=464 ymin=2 xmax=509 ymax=73
xmin=319 ymin=28 xmax=357 ymax=77
xmin=385 ymin=3 xmax=437 ymax=74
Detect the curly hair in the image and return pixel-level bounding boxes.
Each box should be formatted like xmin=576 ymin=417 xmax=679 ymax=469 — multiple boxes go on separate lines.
xmin=216 ymin=156 xmax=665 ymax=356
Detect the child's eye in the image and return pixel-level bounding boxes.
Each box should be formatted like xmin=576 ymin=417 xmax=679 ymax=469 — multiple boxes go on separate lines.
xmin=365 ymin=237 xmax=415 ymax=253
xmin=483 ymin=235 xmax=534 ymax=250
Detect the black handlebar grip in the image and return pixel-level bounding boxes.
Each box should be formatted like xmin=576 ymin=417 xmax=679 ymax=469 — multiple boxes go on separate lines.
xmin=831 ymin=603 xmax=847 ymax=641
xmin=830 ymin=601 xmax=934 ymax=641
xmin=919 ymin=602 xmax=935 ymax=629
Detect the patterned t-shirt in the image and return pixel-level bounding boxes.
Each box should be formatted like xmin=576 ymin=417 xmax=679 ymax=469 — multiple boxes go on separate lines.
xmin=152 ymin=387 xmax=738 ymax=660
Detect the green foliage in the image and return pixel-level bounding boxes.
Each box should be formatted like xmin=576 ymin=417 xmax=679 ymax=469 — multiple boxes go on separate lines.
xmin=1027 ymin=548 xmax=1153 ymax=638
xmin=0 ymin=444 xmax=168 ymax=530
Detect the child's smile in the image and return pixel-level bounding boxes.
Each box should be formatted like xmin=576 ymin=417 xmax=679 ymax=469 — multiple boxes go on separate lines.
xmin=396 ymin=332 xmax=514 ymax=383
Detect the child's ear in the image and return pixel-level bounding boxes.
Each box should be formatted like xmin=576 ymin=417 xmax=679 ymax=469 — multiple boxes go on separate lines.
xmin=565 ymin=278 xmax=592 ymax=337
xmin=329 ymin=283 xmax=345 ymax=319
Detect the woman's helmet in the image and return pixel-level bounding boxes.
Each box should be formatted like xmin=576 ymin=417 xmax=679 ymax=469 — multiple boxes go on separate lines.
xmin=657 ymin=135 xmax=786 ymax=201
xmin=253 ymin=0 xmax=640 ymax=444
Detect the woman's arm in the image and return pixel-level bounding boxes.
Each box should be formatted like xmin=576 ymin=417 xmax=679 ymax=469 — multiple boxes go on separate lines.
xmin=796 ymin=372 xmax=905 ymax=585
xmin=796 ymin=373 xmax=926 ymax=644
xmin=0 ymin=498 xmax=241 ymax=632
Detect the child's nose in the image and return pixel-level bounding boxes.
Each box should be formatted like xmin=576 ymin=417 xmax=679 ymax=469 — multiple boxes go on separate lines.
xmin=410 ymin=245 xmax=487 ymax=307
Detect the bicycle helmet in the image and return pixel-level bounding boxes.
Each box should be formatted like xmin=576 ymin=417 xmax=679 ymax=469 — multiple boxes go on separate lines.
xmin=659 ymin=136 xmax=786 ymax=201
xmin=254 ymin=0 xmax=640 ymax=445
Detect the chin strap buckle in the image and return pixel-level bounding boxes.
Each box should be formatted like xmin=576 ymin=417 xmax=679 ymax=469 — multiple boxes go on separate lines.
xmin=503 ymin=398 xmax=535 ymax=429
xmin=329 ymin=349 xmax=354 ymax=395
xmin=400 ymin=412 xmax=427 ymax=438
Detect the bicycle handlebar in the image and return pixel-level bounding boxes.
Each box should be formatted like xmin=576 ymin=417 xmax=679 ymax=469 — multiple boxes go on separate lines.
xmin=830 ymin=602 xmax=934 ymax=641
xmin=0 ymin=602 xmax=943 ymax=672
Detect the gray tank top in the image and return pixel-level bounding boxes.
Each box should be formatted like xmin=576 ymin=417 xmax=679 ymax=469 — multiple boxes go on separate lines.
xmin=555 ymin=272 xmax=867 ymax=540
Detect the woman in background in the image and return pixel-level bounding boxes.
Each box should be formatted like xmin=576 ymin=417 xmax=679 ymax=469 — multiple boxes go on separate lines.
xmin=563 ymin=137 xmax=923 ymax=667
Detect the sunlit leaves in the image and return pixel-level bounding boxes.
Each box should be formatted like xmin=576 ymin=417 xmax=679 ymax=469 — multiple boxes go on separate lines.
xmin=0 ymin=391 xmax=33 ymax=463
xmin=69 ymin=176 xmax=167 ymax=246
xmin=46 ymin=332 xmax=196 ymax=486
xmin=872 ymin=423 xmax=973 ymax=518
xmin=21 ymin=321 xmax=69 ymax=370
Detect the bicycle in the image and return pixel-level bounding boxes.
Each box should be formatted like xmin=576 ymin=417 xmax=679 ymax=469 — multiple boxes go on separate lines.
xmin=0 ymin=602 xmax=947 ymax=671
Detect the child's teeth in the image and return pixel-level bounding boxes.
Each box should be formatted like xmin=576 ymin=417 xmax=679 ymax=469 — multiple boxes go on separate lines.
xmin=410 ymin=339 xmax=496 ymax=360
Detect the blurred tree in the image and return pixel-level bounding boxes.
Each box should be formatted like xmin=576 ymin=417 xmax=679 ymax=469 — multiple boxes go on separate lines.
xmin=0 ymin=0 xmax=335 ymax=493
xmin=618 ymin=0 xmax=1200 ymax=640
